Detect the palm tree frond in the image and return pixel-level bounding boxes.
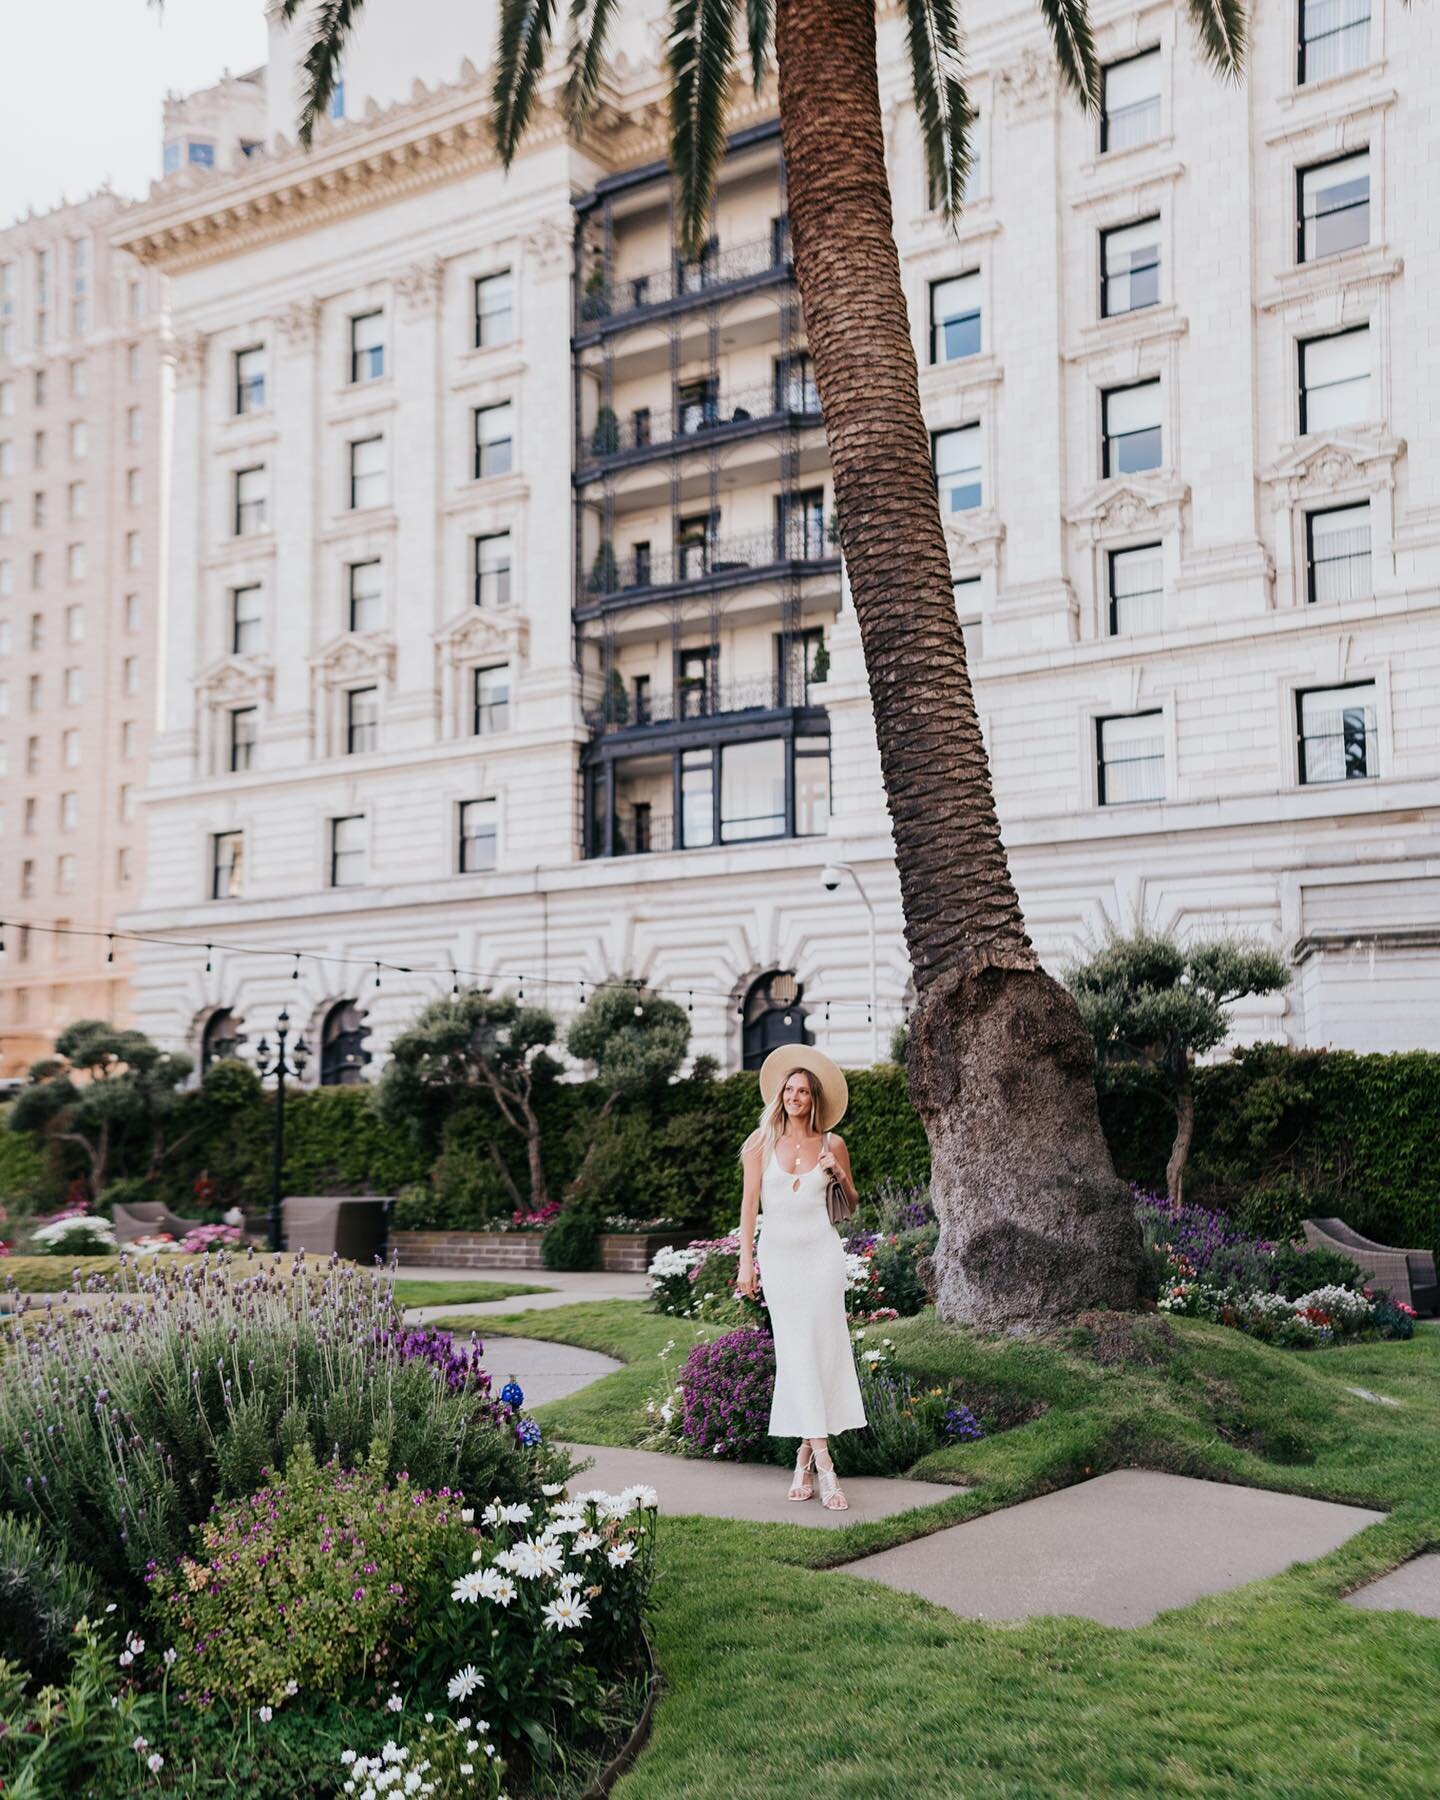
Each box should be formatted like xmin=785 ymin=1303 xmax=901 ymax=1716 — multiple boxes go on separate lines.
xmin=668 ymin=0 xmax=739 ymax=260
xmin=287 ymin=0 xmax=367 ymax=148
xmin=493 ymin=0 xmax=560 ymax=167
xmin=1185 ymin=0 xmax=1248 ymax=79
xmin=745 ymin=0 xmax=773 ymax=95
xmin=904 ymin=0 xmax=973 ymax=230
xmin=563 ymin=0 xmax=624 ymax=130
xmin=1035 ymin=0 xmax=1100 ymax=108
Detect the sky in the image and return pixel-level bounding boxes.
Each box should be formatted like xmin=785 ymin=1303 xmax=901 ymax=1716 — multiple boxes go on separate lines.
xmin=1 ymin=0 xmax=270 ymax=228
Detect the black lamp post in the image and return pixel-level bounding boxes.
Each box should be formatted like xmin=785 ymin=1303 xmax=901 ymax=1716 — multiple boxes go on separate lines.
xmin=254 ymin=1009 xmax=310 ymax=1252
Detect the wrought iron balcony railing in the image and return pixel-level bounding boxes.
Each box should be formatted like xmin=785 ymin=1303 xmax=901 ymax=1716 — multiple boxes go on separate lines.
xmin=583 ymin=522 xmax=838 ymax=600
xmin=580 ymin=379 xmax=821 ymax=465
xmin=584 ymin=672 xmax=826 ymax=734
xmin=578 ymin=230 xmax=792 ymax=328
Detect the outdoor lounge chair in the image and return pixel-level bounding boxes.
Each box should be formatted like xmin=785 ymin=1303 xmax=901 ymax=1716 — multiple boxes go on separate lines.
xmin=112 ymin=1201 xmax=201 ymax=1245
xmin=1303 ymin=1217 xmax=1439 ymax=1317
xmin=281 ymin=1195 xmax=391 ymax=1262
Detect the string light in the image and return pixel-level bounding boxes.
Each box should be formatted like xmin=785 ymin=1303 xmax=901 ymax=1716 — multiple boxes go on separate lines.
xmin=291 ymin=952 xmax=301 ymax=981
xmin=632 ymin=977 xmax=644 ymax=1018
xmin=106 ymin=935 xmax=115 ymax=965
xmin=205 ymin=944 xmax=213 ymax=975
xmin=374 ymin=962 xmax=382 ymax=990
xmin=451 ymin=965 xmax=459 ymax=997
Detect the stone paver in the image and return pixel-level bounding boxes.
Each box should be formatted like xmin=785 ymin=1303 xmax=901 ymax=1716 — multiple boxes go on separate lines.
xmin=556 ymin=1442 xmax=960 ymax=1531
xmin=1345 ymin=1553 xmax=1440 ymax=1621
xmin=840 ymin=1470 xmax=1384 ymax=1627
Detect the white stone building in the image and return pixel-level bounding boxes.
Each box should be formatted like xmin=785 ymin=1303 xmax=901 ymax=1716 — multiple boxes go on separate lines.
xmin=114 ymin=0 xmax=1440 ymax=1082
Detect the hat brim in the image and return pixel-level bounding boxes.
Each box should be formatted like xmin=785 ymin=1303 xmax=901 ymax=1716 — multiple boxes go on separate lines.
xmin=758 ymin=1045 xmax=848 ymax=1130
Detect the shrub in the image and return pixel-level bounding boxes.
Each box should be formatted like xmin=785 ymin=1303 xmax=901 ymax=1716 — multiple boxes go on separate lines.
xmin=867 ymin=1226 xmax=937 ymax=1317
xmin=542 ymin=1206 xmax=600 ymax=1271
xmin=0 ymin=1512 xmax=99 ymax=1687
xmin=0 ymin=1620 xmax=157 ymax=1794
xmin=147 ymin=1443 xmax=475 ymax=1705
xmin=829 ymin=1362 xmax=948 ymax=1478
xmin=28 ymin=1211 xmax=117 ymax=1255
xmin=674 ymin=1328 xmax=778 ymax=1460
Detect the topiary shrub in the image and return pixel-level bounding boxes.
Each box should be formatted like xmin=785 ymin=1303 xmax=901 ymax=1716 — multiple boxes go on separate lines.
xmin=0 ymin=1513 xmax=99 ymax=1687
xmin=542 ymin=1206 xmax=600 ymax=1270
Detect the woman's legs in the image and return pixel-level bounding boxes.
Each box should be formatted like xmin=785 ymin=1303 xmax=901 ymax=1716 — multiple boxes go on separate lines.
xmin=809 ymin=1437 xmax=848 ymax=1510
xmin=787 ymin=1437 xmax=816 ymax=1501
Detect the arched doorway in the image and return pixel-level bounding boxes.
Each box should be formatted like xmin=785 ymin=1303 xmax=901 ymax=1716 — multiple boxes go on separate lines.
xmin=200 ymin=1007 xmax=243 ymax=1073
xmin=740 ymin=970 xmax=810 ymax=1070
xmin=319 ymin=1000 xmax=371 ymax=1086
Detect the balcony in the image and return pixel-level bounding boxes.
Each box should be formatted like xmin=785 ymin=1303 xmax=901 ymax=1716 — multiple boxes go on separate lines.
xmin=584 ymin=671 xmax=827 ymax=737
xmin=579 ymin=522 xmax=840 ymax=615
xmin=578 ymin=379 xmax=822 ymax=476
xmin=576 ymin=230 xmax=793 ymax=337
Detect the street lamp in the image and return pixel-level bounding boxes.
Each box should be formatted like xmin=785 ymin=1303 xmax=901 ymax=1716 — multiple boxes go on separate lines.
xmin=819 ymin=861 xmax=879 ymax=1065
xmin=254 ymin=1009 xmax=310 ymax=1252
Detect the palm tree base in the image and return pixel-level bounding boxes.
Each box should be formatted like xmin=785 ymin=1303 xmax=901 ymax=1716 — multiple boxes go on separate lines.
xmin=908 ymin=963 xmax=1149 ymax=1329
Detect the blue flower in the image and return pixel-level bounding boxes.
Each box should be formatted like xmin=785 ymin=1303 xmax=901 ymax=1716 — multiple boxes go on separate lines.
xmin=500 ymin=1380 xmax=525 ymax=1408
xmin=515 ymin=1417 xmax=542 ymax=1447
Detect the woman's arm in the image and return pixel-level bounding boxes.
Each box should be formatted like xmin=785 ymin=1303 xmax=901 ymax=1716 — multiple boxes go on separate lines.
xmin=738 ymin=1136 xmax=762 ymax=1296
xmin=819 ymin=1133 xmax=858 ymax=1204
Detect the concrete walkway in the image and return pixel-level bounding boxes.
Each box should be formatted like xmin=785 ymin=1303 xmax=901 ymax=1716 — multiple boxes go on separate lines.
xmin=1345 ymin=1552 xmax=1440 ymax=1621
xmin=399 ymin=1267 xmax=649 ymax=1324
xmin=840 ymin=1469 xmax=1384 ymax=1627
xmin=471 ymin=1335 xmax=624 ymax=1408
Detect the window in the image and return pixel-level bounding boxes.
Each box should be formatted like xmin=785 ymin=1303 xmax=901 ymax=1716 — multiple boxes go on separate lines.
xmin=59 ymin=791 xmax=78 ymax=830
xmin=234 ymin=465 xmax=267 ymax=534
xmin=28 ymin=673 xmax=41 ymax=711
xmin=1103 ymin=380 xmax=1162 ymax=476
xmin=350 ymin=310 xmax=385 ymax=382
xmin=0 ymin=559 xmax=9 ymax=595
xmin=346 ymin=685 xmax=379 ymax=754
xmin=212 ymin=831 xmax=244 ymax=898
xmin=1101 ymin=218 xmax=1160 ymax=317
xmin=320 ymin=1000 xmax=370 ymax=1086
xmin=473 ymin=532 xmax=511 ymax=608
xmin=119 ymin=783 xmax=135 ymax=822
xmin=330 ymin=814 xmax=365 ymax=886
xmin=474 ymin=271 xmax=513 ymax=347
xmin=741 ymin=970 xmax=810 ymax=1069
xmin=777 ymin=488 xmax=827 ymax=559
xmin=1300 ymin=327 xmax=1369 ymax=432
xmin=20 ymin=859 xmax=34 ymax=899
xmin=68 ymin=479 xmax=87 ymax=519
xmin=30 ymin=734 xmax=44 ymax=772
xmin=31 ymin=550 xmax=43 ymax=586
xmin=1107 ymin=543 xmax=1163 ymax=635
xmin=1298 ymin=153 xmax=1369 ymax=263
xmin=677 ymin=646 xmax=714 ymax=718
xmin=123 ymin=654 xmax=138 ymax=696
xmin=1306 ymin=503 xmax=1371 ymax=603
xmin=124 ymin=593 xmax=140 ymax=633
xmin=474 ymin=402 xmax=514 ymax=479
xmin=473 ymin=665 xmax=510 ymax=734
xmin=126 ymin=469 xmax=140 ymax=507
xmin=1101 ymin=50 xmax=1161 ymax=152
xmin=57 ymin=853 xmax=75 ymax=893
xmin=929 ymin=273 xmax=981 ymax=362
xmin=231 ymin=584 xmax=262 ymax=654
xmin=66 ymin=603 xmax=84 ymax=644
xmin=63 ymin=668 xmax=81 ymax=705
xmin=187 ymin=140 xmax=216 ymax=167
xmin=933 ymin=424 xmax=984 ymax=512
xmin=32 ymin=492 xmax=45 ymax=528
xmin=349 ymin=435 xmax=386 ymax=509
xmin=676 ymin=512 xmax=717 ymax=581
xmin=795 ymin=736 xmax=830 ymax=836
xmin=234 ymin=345 xmax=266 ymax=413
xmin=162 ymin=140 xmax=180 ymax=174
xmin=126 ymin=405 xmax=142 ymax=445
xmin=1299 ymin=0 xmax=1370 ymax=84
xmin=348 ymin=560 xmax=382 ymax=632
xmin=67 ymin=543 xmax=85 ymax=582
xmin=125 ymin=530 xmax=140 ymax=571
xmin=680 ymin=748 xmax=714 ymax=848
xmin=63 ymin=728 xmax=80 ymax=766
xmin=127 ymin=343 xmax=141 ymax=382
xmin=329 ymin=77 xmax=346 ymax=120
xmin=1298 ymin=682 xmax=1376 ymax=782
xmin=721 ymin=739 xmax=787 ymax=841
xmin=33 ymin=430 xmax=46 ymax=468
xmin=0 ymin=440 xmax=11 ymax=475
xmin=459 ymin=799 xmax=498 ymax=873
xmin=120 ymin=720 xmax=136 ymax=759
xmin=229 ymin=706 xmax=257 ymax=772
xmin=129 ymin=280 xmax=145 ymax=317
xmin=68 ymin=420 xmax=86 ymax=458
xmin=68 ymin=359 xmax=86 ymax=398
xmin=1097 ymin=711 xmax=1165 ymax=804
xmin=117 ymin=845 xmax=132 ymax=886
xmin=775 ymin=351 xmax=818 ymax=411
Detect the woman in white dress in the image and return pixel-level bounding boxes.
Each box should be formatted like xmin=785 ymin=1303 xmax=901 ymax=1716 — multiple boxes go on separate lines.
xmin=738 ymin=1045 xmax=866 ymax=1511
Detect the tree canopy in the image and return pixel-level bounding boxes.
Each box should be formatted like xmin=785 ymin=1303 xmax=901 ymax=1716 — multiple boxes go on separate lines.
xmin=565 ymin=984 xmax=690 ymax=1109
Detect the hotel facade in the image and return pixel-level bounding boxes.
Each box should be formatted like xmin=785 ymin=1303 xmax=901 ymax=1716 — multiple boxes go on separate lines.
xmin=111 ymin=0 xmax=1439 ymax=1082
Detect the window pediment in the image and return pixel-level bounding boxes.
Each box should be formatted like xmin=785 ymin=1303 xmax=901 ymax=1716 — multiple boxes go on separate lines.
xmin=434 ymin=605 xmax=528 ymax=666
xmin=1261 ymin=431 xmax=1404 ymax=503
xmin=198 ymin=653 xmax=273 ymax=704
xmin=312 ymin=630 xmax=396 ymax=685
xmin=1067 ymin=474 xmax=1188 ymax=541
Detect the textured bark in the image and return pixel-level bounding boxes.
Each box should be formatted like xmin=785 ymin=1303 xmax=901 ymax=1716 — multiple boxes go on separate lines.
xmin=775 ymin=0 xmax=1143 ymax=1324
xmin=1166 ymin=1063 xmax=1196 ymax=1205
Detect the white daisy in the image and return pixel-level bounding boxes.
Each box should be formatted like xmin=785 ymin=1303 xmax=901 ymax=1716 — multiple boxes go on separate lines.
xmin=607 ymin=1540 xmax=637 ymax=1567
xmin=540 ymin=1593 xmax=592 ymax=1631
xmin=450 ymin=1570 xmax=487 ymax=1604
xmin=447 ymin=1665 xmax=483 ymax=1702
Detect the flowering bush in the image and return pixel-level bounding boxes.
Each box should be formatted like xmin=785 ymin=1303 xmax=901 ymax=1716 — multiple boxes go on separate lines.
xmin=178 ymin=1222 xmax=247 ymax=1254
xmin=667 ymin=1328 xmax=779 ymax=1460
xmin=29 ymin=1211 xmax=117 ymax=1255
xmin=648 ymin=1227 xmax=926 ymax=1328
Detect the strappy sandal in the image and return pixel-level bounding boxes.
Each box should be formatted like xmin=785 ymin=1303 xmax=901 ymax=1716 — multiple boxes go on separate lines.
xmin=812 ymin=1450 xmax=849 ymax=1512
xmin=787 ymin=1445 xmax=816 ymax=1502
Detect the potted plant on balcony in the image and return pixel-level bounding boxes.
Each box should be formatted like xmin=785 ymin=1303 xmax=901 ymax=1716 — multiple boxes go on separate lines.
xmin=809 ymin=639 xmax=830 ymax=684
xmin=605 ymin=666 xmax=629 ymax=726
xmin=580 ymin=264 xmax=609 ymax=322
xmin=588 ymin=539 xmax=620 ymax=595
xmin=590 ymin=405 xmax=621 ymax=456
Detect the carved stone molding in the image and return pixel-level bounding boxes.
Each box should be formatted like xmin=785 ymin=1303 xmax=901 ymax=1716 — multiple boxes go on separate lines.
xmin=522 ymin=220 xmax=572 ymax=271
xmin=310 ymin=631 xmax=397 ymax=687
xmin=396 ymin=256 xmax=445 ymax=316
xmin=198 ymin=654 xmax=274 ymax=705
xmin=277 ymin=294 xmax=323 ymax=347
xmin=1000 ymin=46 xmax=1059 ymax=118
xmin=434 ymin=605 xmax=529 ymax=666
xmin=169 ymin=330 xmax=208 ymax=384
xmin=1260 ymin=431 xmax=1405 ymax=507
xmin=1067 ymin=474 xmax=1190 ymax=542
xmin=943 ymin=508 xmax=1006 ymax=569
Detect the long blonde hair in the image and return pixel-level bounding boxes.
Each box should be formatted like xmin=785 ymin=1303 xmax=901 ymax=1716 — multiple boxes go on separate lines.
xmin=744 ymin=1067 xmax=826 ymax=1165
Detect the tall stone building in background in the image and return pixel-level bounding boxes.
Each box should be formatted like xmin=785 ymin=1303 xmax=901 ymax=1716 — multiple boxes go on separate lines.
xmin=76 ymin=0 xmax=1440 ymax=1075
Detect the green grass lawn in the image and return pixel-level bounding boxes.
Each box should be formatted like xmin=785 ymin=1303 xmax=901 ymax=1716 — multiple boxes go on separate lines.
xmin=389 ymin=1276 xmax=551 ymax=1309
xmin=437 ymin=1299 xmax=1440 ymax=1796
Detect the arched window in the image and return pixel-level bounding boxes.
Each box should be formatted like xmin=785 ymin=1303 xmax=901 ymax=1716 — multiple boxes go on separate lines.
xmin=741 ymin=970 xmax=810 ymax=1070
xmin=200 ymin=1007 xmax=243 ymax=1073
xmin=319 ymin=1000 xmax=371 ymax=1086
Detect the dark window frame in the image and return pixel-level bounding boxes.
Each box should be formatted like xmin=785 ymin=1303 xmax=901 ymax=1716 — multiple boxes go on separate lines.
xmin=928 ymin=272 xmax=982 ymax=364
xmin=1099 ymin=216 xmax=1161 ymax=319
xmin=1295 ymin=148 xmax=1370 ymax=264
xmin=1296 ymin=681 xmax=1377 ymax=784
xmin=1099 ymin=47 xmax=1162 ymax=154
xmin=1096 ymin=709 xmax=1165 ymax=807
xmin=349 ymin=310 xmax=385 ymax=384
xmin=1298 ymin=325 xmax=1368 ymax=435
xmin=1101 ymin=379 xmax=1162 ymax=478
xmin=345 ymin=686 xmax=379 ymax=755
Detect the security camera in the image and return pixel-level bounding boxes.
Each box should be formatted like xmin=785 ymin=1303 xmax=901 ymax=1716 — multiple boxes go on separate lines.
xmin=820 ymin=863 xmax=843 ymax=892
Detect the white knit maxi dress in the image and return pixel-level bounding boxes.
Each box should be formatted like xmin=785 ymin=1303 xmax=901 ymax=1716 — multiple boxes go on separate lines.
xmin=759 ymin=1149 xmax=867 ymax=1438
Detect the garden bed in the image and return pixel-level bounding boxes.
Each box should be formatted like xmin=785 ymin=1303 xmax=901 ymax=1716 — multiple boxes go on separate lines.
xmin=391 ymin=1229 xmax=691 ymax=1274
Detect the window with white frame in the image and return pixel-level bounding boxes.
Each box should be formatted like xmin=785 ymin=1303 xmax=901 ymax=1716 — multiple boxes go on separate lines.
xmin=1102 ymin=380 xmax=1162 ymax=476
xmin=57 ymin=854 xmax=75 ymax=893
xmin=68 ymin=479 xmax=87 ymax=520
xmin=119 ymin=784 xmax=135 ymax=822
xmin=1299 ymin=326 xmax=1369 ymax=432
xmin=1299 ymin=0 xmax=1370 ymax=84
xmin=234 ymin=466 xmax=267 ymax=535
xmin=126 ymin=530 xmax=140 ymax=571
xmin=929 ymin=273 xmax=981 ymax=363
xmin=122 ymin=655 xmax=138 ymax=696
xmin=933 ymin=424 xmax=984 ymax=513
xmin=1298 ymin=681 xmax=1377 ymax=782
xmin=124 ymin=593 xmax=140 ymax=633
xmin=0 ymin=559 xmax=10 ymax=594
xmin=473 ymin=664 xmax=510 ymax=735
xmin=1097 ymin=711 xmax=1165 ymax=804
xmin=212 ymin=830 xmax=244 ymax=898
xmin=68 ymin=359 xmax=86 ymax=397
xmin=59 ymin=791 xmax=78 ymax=830
xmin=1108 ymin=543 xmax=1164 ymax=635
xmin=0 ymin=439 xmax=11 ymax=475
xmin=1298 ymin=152 xmax=1369 ymax=262
xmin=1305 ymin=503 xmax=1371 ymax=603
xmin=229 ymin=706 xmax=257 ymax=773
xmin=1101 ymin=50 xmax=1161 ymax=153
xmin=68 ymin=420 xmax=86 ymax=458
xmin=65 ymin=604 xmax=83 ymax=644
xmin=66 ymin=543 xmax=85 ymax=582
xmin=63 ymin=668 xmax=81 ymax=705
xmin=1101 ymin=217 xmax=1160 ymax=317
xmin=348 ymin=560 xmax=382 ymax=632
xmin=126 ymin=469 xmax=140 ymax=507
xmin=474 ymin=403 xmax=514 ymax=479
xmin=346 ymin=685 xmax=379 ymax=754
xmin=350 ymin=310 xmax=385 ymax=383
xmin=349 ymin=435 xmax=386 ymax=510
xmin=61 ymin=727 xmax=80 ymax=766
xmin=120 ymin=720 xmax=136 ymax=758
xmin=459 ymin=798 xmax=498 ymax=873
xmin=126 ymin=406 xmax=142 ymax=446
xmin=329 ymin=814 xmax=365 ymax=886
xmin=474 ymin=532 xmax=511 ymax=608
xmin=231 ymin=584 xmax=262 ymax=654
xmin=475 ymin=271 xmax=514 ymax=348
xmin=235 ymin=345 xmax=266 ymax=414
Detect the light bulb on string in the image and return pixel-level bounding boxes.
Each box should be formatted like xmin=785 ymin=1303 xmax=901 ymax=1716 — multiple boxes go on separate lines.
xmin=291 ymin=953 xmax=301 ymax=982
xmin=686 ymin=990 xmax=693 ymax=1016
xmin=205 ymin=943 xmax=213 ymax=975
xmin=374 ymin=962 xmax=382 ymax=991
xmin=106 ymin=934 xmax=115 ymax=965
xmin=632 ymin=978 xmax=644 ymax=1018
xmin=783 ymin=1012 xmax=793 ymax=1027
xmin=0 ymin=921 xmax=6 ymax=955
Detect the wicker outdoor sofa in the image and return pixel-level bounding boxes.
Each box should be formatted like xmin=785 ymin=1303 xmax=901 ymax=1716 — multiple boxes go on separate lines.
xmin=1303 ymin=1218 xmax=1439 ymax=1317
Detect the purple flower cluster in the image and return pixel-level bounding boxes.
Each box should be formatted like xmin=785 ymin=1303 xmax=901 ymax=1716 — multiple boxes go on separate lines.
xmin=372 ymin=1325 xmax=493 ymax=1397
xmin=675 ymin=1327 xmax=777 ymax=1461
xmin=942 ymin=1404 xmax=984 ymax=1443
xmin=1133 ymin=1187 xmax=1271 ymax=1274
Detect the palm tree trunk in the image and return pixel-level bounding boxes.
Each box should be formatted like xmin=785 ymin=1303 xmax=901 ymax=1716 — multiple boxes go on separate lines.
xmin=774 ymin=0 xmax=1144 ymax=1325
xmin=1166 ymin=1062 xmax=1196 ymax=1205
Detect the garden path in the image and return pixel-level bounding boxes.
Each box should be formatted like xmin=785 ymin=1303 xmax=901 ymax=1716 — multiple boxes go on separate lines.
xmin=1344 ymin=1552 xmax=1440 ymax=1620
xmin=400 ymin=1268 xmax=648 ymax=1323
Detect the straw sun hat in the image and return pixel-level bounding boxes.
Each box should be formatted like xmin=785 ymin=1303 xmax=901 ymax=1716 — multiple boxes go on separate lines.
xmin=758 ymin=1045 xmax=849 ymax=1130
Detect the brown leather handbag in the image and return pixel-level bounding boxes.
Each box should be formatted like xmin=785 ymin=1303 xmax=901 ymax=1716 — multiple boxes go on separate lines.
xmin=822 ymin=1131 xmax=856 ymax=1227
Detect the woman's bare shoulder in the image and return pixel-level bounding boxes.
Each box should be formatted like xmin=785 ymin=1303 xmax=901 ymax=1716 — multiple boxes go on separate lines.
xmin=741 ymin=1127 xmax=765 ymax=1156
